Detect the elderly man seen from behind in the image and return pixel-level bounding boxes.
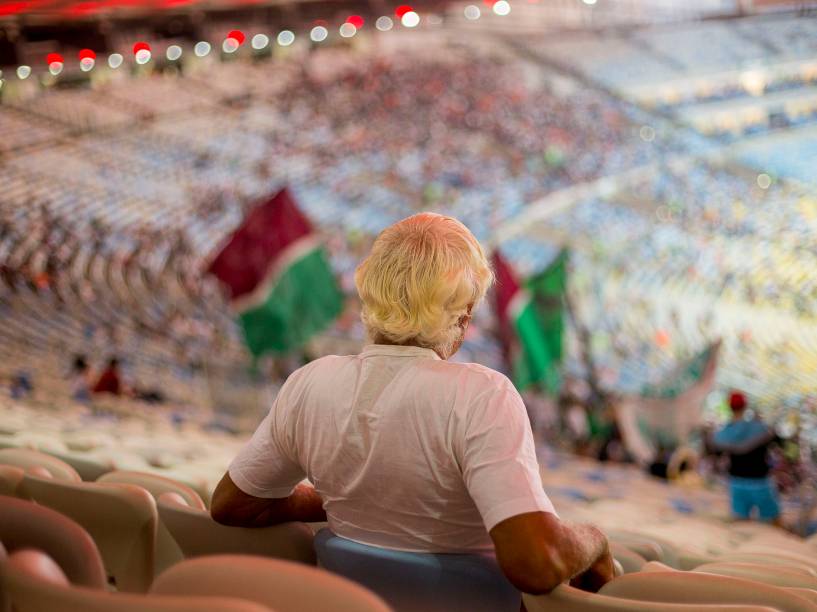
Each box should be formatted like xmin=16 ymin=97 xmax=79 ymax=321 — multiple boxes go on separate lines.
xmin=211 ymin=212 xmax=614 ymax=594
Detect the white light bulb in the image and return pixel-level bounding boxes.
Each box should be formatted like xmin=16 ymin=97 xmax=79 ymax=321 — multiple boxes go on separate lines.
xmin=493 ymin=0 xmax=511 ymax=15
xmin=375 ymin=16 xmax=394 ymax=31
xmin=277 ymin=30 xmax=295 ymax=47
xmin=401 ymin=11 xmax=420 ymax=27
xmin=166 ymin=45 xmax=182 ymax=61
xmin=310 ymin=26 xmax=329 ymax=42
xmin=251 ymin=34 xmax=270 ymax=50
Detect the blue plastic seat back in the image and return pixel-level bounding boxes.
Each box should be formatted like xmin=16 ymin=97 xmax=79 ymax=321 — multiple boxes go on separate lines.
xmin=314 ymin=529 xmax=520 ymax=612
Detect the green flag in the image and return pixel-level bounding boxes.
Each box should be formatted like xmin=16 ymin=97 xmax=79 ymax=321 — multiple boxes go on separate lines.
xmin=207 ymin=188 xmax=343 ymax=357
xmin=492 ymin=250 xmax=567 ymax=393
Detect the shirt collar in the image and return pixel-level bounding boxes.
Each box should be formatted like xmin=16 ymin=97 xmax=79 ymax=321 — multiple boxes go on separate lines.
xmin=362 ymin=344 xmax=441 ymax=360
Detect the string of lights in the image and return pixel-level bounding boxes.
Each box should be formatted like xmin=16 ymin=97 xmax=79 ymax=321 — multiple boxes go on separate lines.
xmin=4 ymin=1 xmax=515 ymax=84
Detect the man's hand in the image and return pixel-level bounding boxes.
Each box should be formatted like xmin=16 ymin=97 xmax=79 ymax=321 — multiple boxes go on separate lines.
xmin=490 ymin=512 xmax=613 ymax=594
xmin=569 ymin=545 xmax=615 ymax=592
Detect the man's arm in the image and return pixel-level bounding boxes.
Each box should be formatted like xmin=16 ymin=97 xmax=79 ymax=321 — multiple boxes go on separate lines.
xmin=489 ymin=511 xmax=614 ymax=594
xmin=210 ymin=472 xmax=326 ymax=527
xmin=711 ymin=427 xmax=775 ymax=455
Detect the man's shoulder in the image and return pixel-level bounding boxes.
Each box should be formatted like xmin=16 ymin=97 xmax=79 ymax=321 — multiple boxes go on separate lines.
xmin=422 ymin=359 xmax=517 ymax=394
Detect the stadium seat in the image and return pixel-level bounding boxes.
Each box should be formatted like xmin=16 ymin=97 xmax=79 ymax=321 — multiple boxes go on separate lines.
xmin=714 ymin=553 xmax=817 ymax=575
xmin=0 ymin=495 xmax=107 ymax=588
xmin=694 ymin=562 xmax=817 ymax=590
xmin=522 ymin=584 xmax=779 ymax=612
xmin=610 ymin=543 xmax=648 ymax=574
xmin=599 ymin=569 xmax=817 ymax=611
xmin=0 ymin=549 xmax=271 ymax=612
xmin=20 ymin=472 xmax=157 ymax=592
xmin=51 ymin=452 xmax=113 ymax=482
xmin=0 ymin=465 xmax=24 ymax=497
xmin=0 ymin=448 xmax=81 ymax=482
xmin=150 ymin=554 xmax=392 ymax=612
xmin=605 ymin=532 xmax=671 ymax=565
xmin=313 ymin=528 xmax=520 ymax=612
xmin=98 ymin=471 xmax=206 ymax=574
xmin=156 ymin=492 xmax=316 ymax=565
xmin=733 ymin=545 xmax=817 ymax=572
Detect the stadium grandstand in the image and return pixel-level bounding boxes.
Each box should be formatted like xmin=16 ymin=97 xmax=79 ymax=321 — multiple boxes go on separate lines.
xmin=1 ymin=0 xmax=817 ymax=609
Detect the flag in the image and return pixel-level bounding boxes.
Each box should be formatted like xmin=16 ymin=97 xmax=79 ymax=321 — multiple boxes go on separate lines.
xmin=615 ymin=339 xmax=722 ymax=465
xmin=207 ymin=188 xmax=343 ymax=357
xmin=492 ymin=250 xmax=567 ymax=393
xmin=641 ymin=341 xmax=721 ymax=399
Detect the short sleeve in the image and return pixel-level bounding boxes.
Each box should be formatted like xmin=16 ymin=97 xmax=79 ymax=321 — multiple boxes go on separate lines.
xmin=228 ymin=397 xmax=306 ymax=499
xmin=459 ymin=379 xmax=557 ymax=532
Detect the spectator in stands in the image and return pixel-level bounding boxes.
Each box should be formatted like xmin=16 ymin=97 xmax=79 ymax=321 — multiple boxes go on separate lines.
xmin=212 ymin=213 xmax=614 ymax=594
xmin=711 ymin=391 xmax=781 ymax=525
xmin=9 ymin=370 xmax=33 ymax=400
xmin=92 ymin=357 xmax=122 ymax=396
xmin=70 ymin=355 xmax=92 ymax=403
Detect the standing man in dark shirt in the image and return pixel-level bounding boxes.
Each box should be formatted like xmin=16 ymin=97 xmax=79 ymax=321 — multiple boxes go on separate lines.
xmin=712 ymin=391 xmax=780 ymax=524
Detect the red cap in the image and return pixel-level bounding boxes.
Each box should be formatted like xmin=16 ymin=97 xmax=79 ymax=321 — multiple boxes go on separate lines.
xmin=729 ymin=391 xmax=747 ymax=412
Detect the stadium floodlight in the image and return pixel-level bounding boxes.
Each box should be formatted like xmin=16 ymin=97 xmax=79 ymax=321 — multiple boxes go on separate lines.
xmin=251 ymin=34 xmax=270 ymax=50
xmin=464 ymin=5 xmax=481 ymax=19
xmin=194 ymin=41 xmax=211 ymax=57
xmin=310 ymin=26 xmax=329 ymax=42
xmin=277 ymin=30 xmax=295 ymax=47
xmin=108 ymin=53 xmax=124 ymax=69
xmin=492 ymin=0 xmax=511 ymax=15
xmin=223 ymin=38 xmax=239 ymax=53
xmin=166 ymin=45 xmax=183 ymax=61
xmin=339 ymin=22 xmax=357 ymax=38
xmin=401 ymin=11 xmax=420 ymax=27
xmin=375 ymin=16 xmax=394 ymax=31
xmin=16 ymin=65 xmax=31 ymax=80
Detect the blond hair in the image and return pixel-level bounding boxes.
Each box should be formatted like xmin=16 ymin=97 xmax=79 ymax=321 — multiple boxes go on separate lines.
xmin=355 ymin=213 xmax=494 ymax=355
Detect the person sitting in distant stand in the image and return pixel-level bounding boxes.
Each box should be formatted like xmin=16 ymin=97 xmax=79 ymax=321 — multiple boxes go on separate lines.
xmin=93 ymin=358 xmax=122 ymax=396
xmin=211 ymin=213 xmax=614 ymax=595
xmin=711 ymin=391 xmax=781 ymax=525
xmin=70 ymin=355 xmax=92 ymax=403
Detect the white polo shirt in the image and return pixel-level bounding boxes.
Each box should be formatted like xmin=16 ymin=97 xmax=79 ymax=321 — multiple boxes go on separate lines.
xmin=229 ymin=344 xmax=556 ymax=553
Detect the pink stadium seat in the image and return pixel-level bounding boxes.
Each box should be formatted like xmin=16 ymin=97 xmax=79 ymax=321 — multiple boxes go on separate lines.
xmin=98 ymin=471 xmax=206 ymax=574
xmin=599 ymin=568 xmax=817 ymax=612
xmin=0 ymin=448 xmax=81 ymax=483
xmin=21 ymin=472 xmax=157 ymax=592
xmin=151 ymin=554 xmax=392 ymax=612
xmin=157 ymin=492 xmax=316 ymax=565
xmin=0 ymin=549 xmax=272 ymax=612
xmin=0 ymin=495 xmax=107 ymax=589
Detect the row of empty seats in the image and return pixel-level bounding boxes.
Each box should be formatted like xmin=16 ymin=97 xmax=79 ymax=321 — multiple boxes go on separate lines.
xmin=2 ymin=446 xmax=817 ymax=610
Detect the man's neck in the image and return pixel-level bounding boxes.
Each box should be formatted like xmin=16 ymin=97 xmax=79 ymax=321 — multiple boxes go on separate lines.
xmin=371 ymin=335 xmax=446 ymax=360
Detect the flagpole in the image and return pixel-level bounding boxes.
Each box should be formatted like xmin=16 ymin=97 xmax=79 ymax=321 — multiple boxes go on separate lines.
xmin=563 ymin=288 xmax=604 ymax=412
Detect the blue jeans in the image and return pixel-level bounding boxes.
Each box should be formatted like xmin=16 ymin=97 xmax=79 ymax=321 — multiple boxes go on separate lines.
xmin=729 ymin=477 xmax=780 ymax=521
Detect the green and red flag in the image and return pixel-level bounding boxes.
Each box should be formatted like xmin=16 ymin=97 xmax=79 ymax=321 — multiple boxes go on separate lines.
xmin=492 ymin=249 xmax=567 ymax=393
xmin=207 ymin=188 xmax=343 ymax=357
